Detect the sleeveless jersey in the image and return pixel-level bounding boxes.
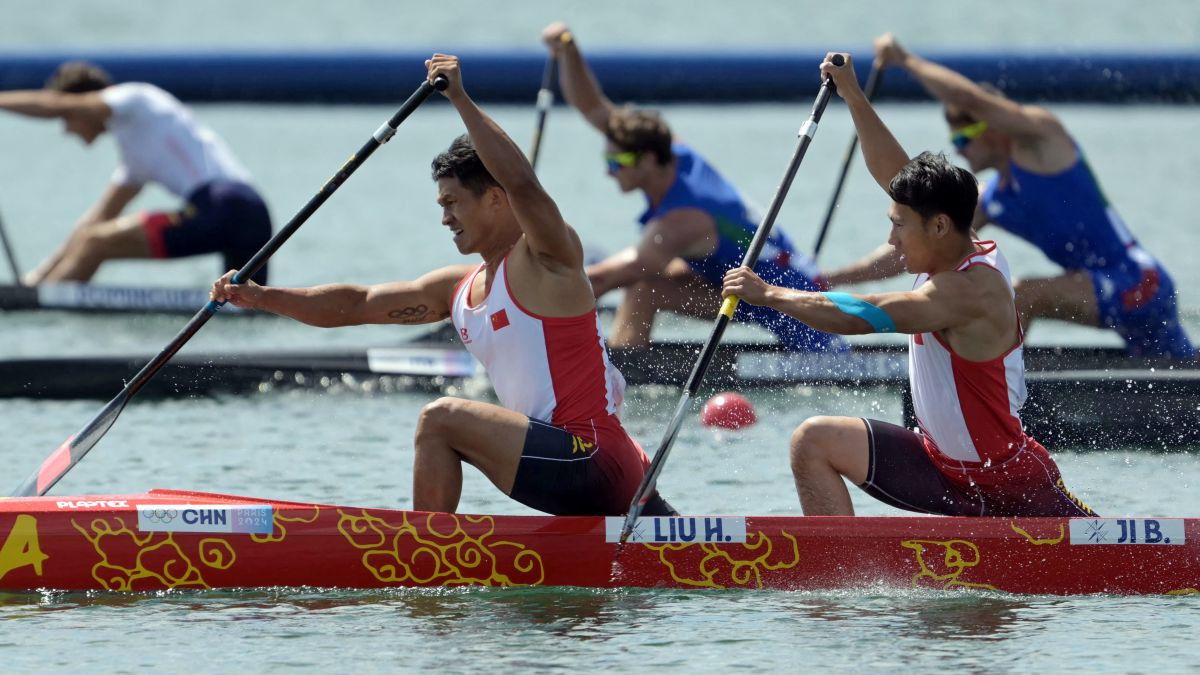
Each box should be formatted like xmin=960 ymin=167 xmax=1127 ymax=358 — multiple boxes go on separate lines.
xmin=909 ymin=241 xmax=1031 ymax=473
xmin=637 ymin=143 xmax=845 ymax=351
xmin=980 ymin=145 xmax=1158 ymax=276
xmin=450 ymin=257 xmax=625 ymax=425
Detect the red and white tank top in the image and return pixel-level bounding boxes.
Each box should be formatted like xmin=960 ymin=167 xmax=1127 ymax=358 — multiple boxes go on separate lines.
xmin=450 ymin=256 xmax=625 ymax=425
xmin=909 ymin=241 xmax=1030 ymax=473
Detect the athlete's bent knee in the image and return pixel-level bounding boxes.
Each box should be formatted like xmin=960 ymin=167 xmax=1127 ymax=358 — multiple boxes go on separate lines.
xmin=415 ymin=397 xmax=465 ymax=436
xmin=790 ymin=416 xmax=837 ymax=469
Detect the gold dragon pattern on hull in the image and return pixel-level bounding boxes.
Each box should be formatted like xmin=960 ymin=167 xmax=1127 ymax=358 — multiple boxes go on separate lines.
xmin=336 ymin=509 xmax=545 ymax=587
xmin=901 ymin=521 xmax=1068 ymax=592
xmin=63 ymin=506 xmax=317 ymax=591
xmin=70 ymin=516 xmax=236 ymax=591
xmin=645 ymin=530 xmax=802 ymax=589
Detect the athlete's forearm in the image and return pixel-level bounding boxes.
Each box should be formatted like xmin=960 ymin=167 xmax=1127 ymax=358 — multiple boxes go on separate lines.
xmin=0 ymin=90 xmax=72 ymax=118
xmin=823 ymin=244 xmax=906 ymax=287
xmin=448 ymin=92 xmax=541 ymax=195
xmin=840 ymin=87 xmax=910 ymax=193
xmin=556 ymin=39 xmax=613 ymax=132
xmin=586 ymin=254 xmax=650 ymax=297
xmin=898 ymin=52 xmax=980 ymax=109
xmin=254 ymin=284 xmax=374 ymax=328
xmin=759 ymin=288 xmax=876 ymax=335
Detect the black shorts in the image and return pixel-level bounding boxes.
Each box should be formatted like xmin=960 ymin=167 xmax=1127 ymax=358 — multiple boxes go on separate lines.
xmin=860 ymin=418 xmax=1096 ymax=517
xmin=510 ymin=418 xmax=676 ymax=517
xmin=143 ymin=180 xmax=272 ymax=284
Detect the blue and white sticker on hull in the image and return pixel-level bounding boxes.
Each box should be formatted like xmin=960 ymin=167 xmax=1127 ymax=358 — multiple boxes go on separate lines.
xmin=136 ymin=504 xmax=274 ymax=534
xmin=1069 ymin=518 xmax=1185 ymax=545
xmin=605 ymin=517 xmax=747 ymax=544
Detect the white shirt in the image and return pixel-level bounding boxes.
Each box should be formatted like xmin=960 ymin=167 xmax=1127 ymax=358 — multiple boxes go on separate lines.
xmin=450 ymin=257 xmax=624 ymax=425
xmin=101 ymin=83 xmax=251 ymax=198
xmin=908 ymin=241 xmax=1028 ymax=467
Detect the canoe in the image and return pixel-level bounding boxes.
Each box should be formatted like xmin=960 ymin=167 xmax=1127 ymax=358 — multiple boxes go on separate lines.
xmin=0 ymin=282 xmax=257 ymax=315
xmin=0 ymin=489 xmax=1195 ymax=595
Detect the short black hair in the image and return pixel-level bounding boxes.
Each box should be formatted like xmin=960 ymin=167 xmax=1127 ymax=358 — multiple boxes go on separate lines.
xmin=890 ymin=152 xmax=978 ymax=233
xmin=45 ymin=61 xmax=112 ymax=93
xmin=430 ymin=134 xmax=501 ymax=195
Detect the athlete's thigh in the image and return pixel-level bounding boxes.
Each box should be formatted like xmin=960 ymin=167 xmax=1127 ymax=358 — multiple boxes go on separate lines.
xmin=1015 ymin=271 xmax=1100 ymax=325
xmin=801 ymin=415 xmax=871 ymax=484
xmin=88 ymin=215 xmax=154 ymax=259
xmin=430 ymin=398 xmax=530 ymax=477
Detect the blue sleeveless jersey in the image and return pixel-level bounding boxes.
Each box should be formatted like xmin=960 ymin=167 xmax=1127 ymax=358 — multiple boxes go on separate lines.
xmin=638 ymin=143 xmax=846 ymax=352
xmin=980 ymin=146 xmax=1150 ymax=275
xmin=981 ymin=145 xmax=1193 ymax=357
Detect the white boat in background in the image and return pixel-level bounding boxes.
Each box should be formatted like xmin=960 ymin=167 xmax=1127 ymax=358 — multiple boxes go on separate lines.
xmin=3 ymin=326 xmax=1197 ymax=449
xmin=0 ymin=282 xmax=257 ymax=315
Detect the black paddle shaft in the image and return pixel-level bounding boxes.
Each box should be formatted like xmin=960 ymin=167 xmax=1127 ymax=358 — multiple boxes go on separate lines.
xmin=11 ymin=77 xmax=447 ymax=499
xmin=0 ymin=207 xmax=22 ymax=285
xmin=529 ymin=55 xmax=558 ymax=170
xmin=619 ymin=57 xmax=843 ymax=542
xmin=233 ymin=77 xmax=447 ymax=285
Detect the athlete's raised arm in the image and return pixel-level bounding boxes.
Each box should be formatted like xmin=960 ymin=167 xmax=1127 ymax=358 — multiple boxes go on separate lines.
xmin=427 ymin=54 xmax=581 ymax=271
xmin=876 ymin=34 xmax=1061 ymax=142
xmin=542 ymin=22 xmax=614 ymax=133
xmin=0 ymin=89 xmax=109 ymax=121
xmin=820 ymin=52 xmax=910 ymax=195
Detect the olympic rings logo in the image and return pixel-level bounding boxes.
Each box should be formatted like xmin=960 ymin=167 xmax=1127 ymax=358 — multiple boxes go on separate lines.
xmin=141 ymin=508 xmax=179 ymax=523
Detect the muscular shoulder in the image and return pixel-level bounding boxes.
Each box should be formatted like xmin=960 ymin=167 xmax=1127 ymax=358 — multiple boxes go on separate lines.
xmin=1010 ymin=106 xmax=1077 ymax=169
xmin=417 ymin=264 xmax=477 ymax=305
xmin=924 ymin=264 xmax=1011 ymax=321
xmin=513 ymin=223 xmax=585 ymax=275
xmin=507 ymin=235 xmax=595 ymax=313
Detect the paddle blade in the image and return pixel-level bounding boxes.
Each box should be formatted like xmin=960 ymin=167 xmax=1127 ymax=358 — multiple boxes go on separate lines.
xmin=11 ymin=395 xmax=128 ymax=497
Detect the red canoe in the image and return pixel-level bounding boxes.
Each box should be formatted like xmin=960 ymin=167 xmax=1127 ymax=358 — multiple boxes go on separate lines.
xmin=0 ymin=489 xmax=1195 ymax=595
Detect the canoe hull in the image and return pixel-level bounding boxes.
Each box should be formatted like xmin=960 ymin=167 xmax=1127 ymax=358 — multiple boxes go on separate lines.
xmin=1 ymin=490 xmax=1196 ymax=595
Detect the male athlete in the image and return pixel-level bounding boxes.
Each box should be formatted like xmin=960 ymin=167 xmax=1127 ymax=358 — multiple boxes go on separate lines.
xmin=0 ymin=61 xmax=271 ymax=284
xmin=823 ymin=35 xmax=1192 ymax=358
xmin=723 ymin=53 xmax=1095 ymax=517
xmin=541 ymin=22 xmax=844 ymax=352
xmin=212 ymin=54 xmax=674 ymax=517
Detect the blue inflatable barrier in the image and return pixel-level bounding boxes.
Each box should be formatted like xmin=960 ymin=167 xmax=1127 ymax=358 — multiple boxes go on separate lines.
xmin=0 ymin=50 xmax=1196 ymax=104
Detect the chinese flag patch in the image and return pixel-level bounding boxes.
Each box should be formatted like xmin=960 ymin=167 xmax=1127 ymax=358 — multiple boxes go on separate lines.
xmin=490 ymin=309 xmax=510 ymax=331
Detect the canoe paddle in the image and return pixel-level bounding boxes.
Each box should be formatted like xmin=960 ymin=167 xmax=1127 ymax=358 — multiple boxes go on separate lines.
xmin=0 ymin=205 xmax=22 ymax=285
xmin=528 ymin=52 xmax=558 ymax=170
xmin=810 ymin=59 xmax=883 ymax=261
xmin=10 ymin=76 xmax=448 ymax=498
xmin=618 ymin=55 xmax=844 ymax=543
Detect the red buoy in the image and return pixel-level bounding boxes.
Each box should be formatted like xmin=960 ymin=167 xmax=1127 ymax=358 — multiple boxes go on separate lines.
xmin=700 ymin=391 xmax=757 ymax=430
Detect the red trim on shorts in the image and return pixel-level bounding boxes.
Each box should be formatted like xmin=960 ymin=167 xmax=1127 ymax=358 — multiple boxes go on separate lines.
xmin=140 ymin=211 xmax=174 ymax=259
xmin=1120 ymin=267 xmax=1161 ymax=311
